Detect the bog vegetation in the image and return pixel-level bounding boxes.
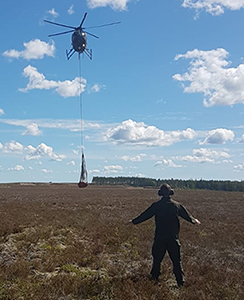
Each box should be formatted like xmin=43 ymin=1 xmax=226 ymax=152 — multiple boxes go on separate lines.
xmin=0 ymin=184 xmax=243 ymax=299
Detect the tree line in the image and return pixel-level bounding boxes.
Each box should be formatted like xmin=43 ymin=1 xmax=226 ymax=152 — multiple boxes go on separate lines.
xmin=91 ymin=176 xmax=244 ymax=192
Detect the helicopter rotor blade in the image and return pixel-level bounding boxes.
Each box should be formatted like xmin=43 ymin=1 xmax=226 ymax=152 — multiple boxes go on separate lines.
xmin=84 ymin=31 xmax=99 ymax=39
xmin=83 ymin=21 xmax=121 ymax=30
xmin=79 ymin=12 xmax=88 ymax=29
xmin=44 ymin=19 xmax=76 ymax=30
xmin=48 ymin=30 xmax=75 ymax=37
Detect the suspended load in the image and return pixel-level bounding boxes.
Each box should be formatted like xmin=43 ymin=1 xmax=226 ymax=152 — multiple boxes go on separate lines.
xmin=44 ymin=13 xmax=120 ymax=188
xmin=78 ymin=151 xmax=88 ymax=188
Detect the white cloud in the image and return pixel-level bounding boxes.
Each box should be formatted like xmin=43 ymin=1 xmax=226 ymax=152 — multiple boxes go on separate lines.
xmin=0 ymin=142 xmax=3 ymax=149
xmin=239 ymin=134 xmax=244 ymax=143
xmin=193 ymin=148 xmax=230 ymax=158
xmin=48 ymin=8 xmax=59 ymax=18
xmin=176 ymin=148 xmax=230 ymax=163
xmin=104 ymin=165 xmax=123 ymax=173
xmin=0 ymin=109 xmax=5 ymax=115
xmin=72 ymin=150 xmax=79 ymax=156
xmin=20 ymin=65 xmax=86 ymax=98
xmin=173 ymin=48 xmax=244 ymax=107
xmin=25 ymin=143 xmax=66 ymax=161
xmin=67 ymin=160 xmax=75 ymax=166
xmin=0 ymin=140 xmax=65 ymax=162
xmin=122 ymin=154 xmax=147 ymax=162
xmin=68 ymin=5 xmax=75 ymax=15
xmin=154 ymin=159 xmax=182 ymax=168
xmin=8 ymin=165 xmax=25 ymax=171
xmin=22 ymin=123 xmax=42 ymax=136
xmin=200 ymin=128 xmax=235 ymax=144
xmin=105 ymin=119 xmax=197 ymax=146
xmin=42 ymin=168 xmax=53 ymax=173
xmin=87 ymin=0 xmax=130 ymax=10
xmin=89 ymin=169 xmax=100 ymax=173
xmin=89 ymin=84 xmax=105 ymax=93
xmin=3 ymin=39 xmax=55 ymax=60
xmin=3 ymin=141 xmax=24 ymax=154
xmin=234 ymin=163 xmax=244 ymax=170
xmin=0 ymin=118 xmax=100 ymax=133
xmin=182 ymin=0 xmax=244 ymax=16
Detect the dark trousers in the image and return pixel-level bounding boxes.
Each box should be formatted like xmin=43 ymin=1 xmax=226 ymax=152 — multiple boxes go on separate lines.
xmin=150 ymin=238 xmax=184 ymax=285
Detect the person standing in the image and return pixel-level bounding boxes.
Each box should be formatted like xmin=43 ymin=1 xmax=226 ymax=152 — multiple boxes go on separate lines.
xmin=129 ymin=183 xmax=200 ymax=287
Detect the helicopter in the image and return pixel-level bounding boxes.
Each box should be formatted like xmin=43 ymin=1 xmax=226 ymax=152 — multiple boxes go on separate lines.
xmin=44 ymin=13 xmax=120 ymax=60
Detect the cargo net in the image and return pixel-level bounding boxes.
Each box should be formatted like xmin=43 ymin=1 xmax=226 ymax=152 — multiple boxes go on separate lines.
xmin=78 ymin=151 xmax=88 ymax=188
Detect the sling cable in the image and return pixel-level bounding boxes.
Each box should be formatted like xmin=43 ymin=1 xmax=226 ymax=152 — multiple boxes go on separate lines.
xmin=78 ymin=55 xmax=88 ymax=188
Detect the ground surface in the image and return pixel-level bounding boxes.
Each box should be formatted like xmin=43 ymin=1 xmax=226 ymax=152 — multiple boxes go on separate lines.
xmin=0 ymin=184 xmax=243 ymax=299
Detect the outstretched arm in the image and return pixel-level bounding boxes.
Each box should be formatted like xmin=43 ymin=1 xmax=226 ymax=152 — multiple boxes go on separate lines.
xmin=132 ymin=203 xmax=156 ymax=225
xmin=179 ymin=204 xmax=200 ymax=224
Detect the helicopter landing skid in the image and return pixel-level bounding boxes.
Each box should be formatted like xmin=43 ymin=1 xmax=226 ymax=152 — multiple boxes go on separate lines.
xmin=84 ymin=49 xmax=92 ymax=60
xmin=66 ymin=49 xmax=76 ymax=60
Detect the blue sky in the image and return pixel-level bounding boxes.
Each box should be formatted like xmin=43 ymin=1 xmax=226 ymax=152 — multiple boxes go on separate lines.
xmin=1 ymin=0 xmax=244 ymax=183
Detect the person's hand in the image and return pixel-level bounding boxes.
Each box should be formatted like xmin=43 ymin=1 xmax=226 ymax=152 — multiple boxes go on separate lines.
xmin=195 ymin=218 xmax=201 ymax=225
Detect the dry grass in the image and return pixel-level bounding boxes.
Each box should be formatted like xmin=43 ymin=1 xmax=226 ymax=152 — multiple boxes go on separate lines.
xmin=0 ymin=184 xmax=243 ymax=299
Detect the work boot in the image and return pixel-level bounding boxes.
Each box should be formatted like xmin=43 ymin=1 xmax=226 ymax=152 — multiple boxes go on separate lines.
xmin=177 ymin=280 xmax=184 ymax=287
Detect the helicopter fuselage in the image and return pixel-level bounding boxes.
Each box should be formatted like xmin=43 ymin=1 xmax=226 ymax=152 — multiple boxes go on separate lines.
xmin=72 ymin=29 xmax=87 ymax=54
xmin=44 ymin=12 xmax=120 ymax=60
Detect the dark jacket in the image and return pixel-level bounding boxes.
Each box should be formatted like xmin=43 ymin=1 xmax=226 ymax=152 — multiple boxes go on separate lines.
xmin=132 ymin=196 xmax=196 ymax=240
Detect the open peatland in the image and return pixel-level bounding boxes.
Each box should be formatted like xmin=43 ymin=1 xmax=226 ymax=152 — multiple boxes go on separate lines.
xmin=0 ymin=183 xmax=243 ymax=299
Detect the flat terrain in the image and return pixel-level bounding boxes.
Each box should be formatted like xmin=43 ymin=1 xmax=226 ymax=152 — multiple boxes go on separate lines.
xmin=0 ymin=184 xmax=243 ymax=299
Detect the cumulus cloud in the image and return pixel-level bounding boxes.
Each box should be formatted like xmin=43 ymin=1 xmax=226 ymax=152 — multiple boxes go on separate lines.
xmin=239 ymin=134 xmax=244 ymax=143
xmin=121 ymin=154 xmax=147 ymax=162
xmin=182 ymin=0 xmax=244 ymax=16
xmin=200 ymin=128 xmax=235 ymax=144
xmin=8 ymin=165 xmax=25 ymax=171
xmin=176 ymin=148 xmax=230 ymax=163
xmin=89 ymin=169 xmax=101 ymax=174
xmin=25 ymin=143 xmax=66 ymax=161
xmin=2 ymin=141 xmax=24 ymax=154
xmin=173 ymin=48 xmax=244 ymax=107
xmin=0 ymin=109 xmax=5 ymax=115
xmin=105 ymin=119 xmax=197 ymax=146
xmin=3 ymin=39 xmax=55 ymax=60
xmin=67 ymin=160 xmax=75 ymax=166
xmin=104 ymin=165 xmax=123 ymax=173
xmin=87 ymin=0 xmax=130 ymax=10
xmin=20 ymin=65 xmax=86 ymax=97
xmin=42 ymin=169 xmax=53 ymax=174
xmin=0 ymin=140 xmax=65 ymax=162
xmin=68 ymin=5 xmax=75 ymax=15
xmin=48 ymin=8 xmax=59 ymax=18
xmin=22 ymin=123 xmax=42 ymax=136
xmin=234 ymin=163 xmax=244 ymax=171
xmin=154 ymin=159 xmax=182 ymax=168
xmin=89 ymin=84 xmax=106 ymax=93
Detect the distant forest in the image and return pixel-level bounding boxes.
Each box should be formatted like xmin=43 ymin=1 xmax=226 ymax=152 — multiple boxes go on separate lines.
xmin=92 ymin=176 xmax=244 ymax=192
